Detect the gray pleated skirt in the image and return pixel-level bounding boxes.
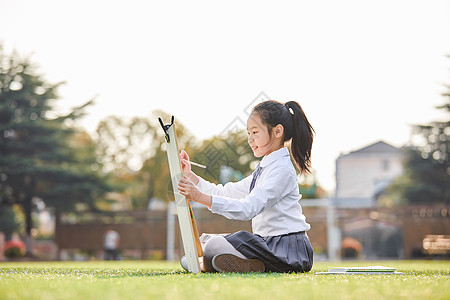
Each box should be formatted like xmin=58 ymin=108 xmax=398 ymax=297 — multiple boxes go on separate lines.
xmin=224 ymin=230 xmax=313 ymax=273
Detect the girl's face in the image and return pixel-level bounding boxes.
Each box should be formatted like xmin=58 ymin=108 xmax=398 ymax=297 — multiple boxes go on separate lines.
xmin=247 ymin=113 xmax=284 ymax=157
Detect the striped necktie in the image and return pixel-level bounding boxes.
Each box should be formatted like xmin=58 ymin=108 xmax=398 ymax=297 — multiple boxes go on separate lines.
xmin=249 ymin=164 xmax=262 ymax=193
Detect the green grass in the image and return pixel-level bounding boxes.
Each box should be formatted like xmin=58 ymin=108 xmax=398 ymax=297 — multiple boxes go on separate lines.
xmin=0 ymin=260 xmax=449 ymax=300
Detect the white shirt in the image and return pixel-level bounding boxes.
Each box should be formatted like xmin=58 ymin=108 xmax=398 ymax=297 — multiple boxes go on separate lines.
xmin=103 ymin=230 xmax=119 ymax=250
xmin=196 ymin=147 xmax=310 ymax=237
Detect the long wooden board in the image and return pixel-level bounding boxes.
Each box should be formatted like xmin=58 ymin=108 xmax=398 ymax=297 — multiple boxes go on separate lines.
xmin=159 ymin=116 xmax=202 ymax=273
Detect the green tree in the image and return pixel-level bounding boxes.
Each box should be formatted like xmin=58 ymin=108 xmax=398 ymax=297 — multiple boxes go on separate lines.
xmin=384 ymin=68 xmax=449 ymax=205
xmin=0 ymin=205 xmax=22 ymax=240
xmin=193 ymin=129 xmax=256 ymax=184
xmin=95 ymin=111 xmax=197 ymax=209
xmin=94 ymin=112 xmax=261 ymax=209
xmin=95 ymin=115 xmax=156 ymax=174
xmin=0 ymin=47 xmax=112 ymax=254
xmin=385 ymin=147 xmax=449 ymax=205
xmin=298 ymin=172 xmax=328 ymax=199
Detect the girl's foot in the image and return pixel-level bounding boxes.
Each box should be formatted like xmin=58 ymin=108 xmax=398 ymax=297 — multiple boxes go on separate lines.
xmin=212 ymin=253 xmax=265 ymax=273
xmin=180 ymin=256 xmax=206 ymax=272
xmin=180 ymin=256 xmax=188 ymax=271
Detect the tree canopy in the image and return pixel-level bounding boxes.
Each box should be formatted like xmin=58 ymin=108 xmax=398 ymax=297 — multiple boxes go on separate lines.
xmin=0 ymin=46 xmax=113 ymax=252
xmin=384 ymin=66 xmax=450 ymax=206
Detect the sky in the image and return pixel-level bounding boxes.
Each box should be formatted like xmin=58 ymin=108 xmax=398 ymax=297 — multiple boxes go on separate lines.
xmin=1 ymin=0 xmax=449 ymax=192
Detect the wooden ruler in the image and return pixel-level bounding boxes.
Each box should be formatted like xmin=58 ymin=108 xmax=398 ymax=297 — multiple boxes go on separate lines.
xmin=159 ymin=116 xmax=203 ymax=273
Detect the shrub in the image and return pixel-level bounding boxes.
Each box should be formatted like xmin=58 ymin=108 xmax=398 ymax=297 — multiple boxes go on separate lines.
xmin=4 ymin=240 xmax=26 ymax=258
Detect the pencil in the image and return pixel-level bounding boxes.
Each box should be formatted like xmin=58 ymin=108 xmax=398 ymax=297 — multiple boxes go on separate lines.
xmin=182 ymin=159 xmax=207 ymax=169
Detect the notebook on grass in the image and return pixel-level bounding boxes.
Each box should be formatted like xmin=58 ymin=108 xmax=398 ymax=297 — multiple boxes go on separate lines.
xmin=315 ymin=266 xmax=403 ymax=275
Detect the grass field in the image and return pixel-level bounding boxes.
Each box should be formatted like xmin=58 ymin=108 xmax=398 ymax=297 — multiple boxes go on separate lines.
xmin=0 ymin=260 xmax=449 ymax=299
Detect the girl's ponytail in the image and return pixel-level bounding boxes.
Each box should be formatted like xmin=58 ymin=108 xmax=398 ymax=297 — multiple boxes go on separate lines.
xmin=284 ymin=101 xmax=315 ymax=174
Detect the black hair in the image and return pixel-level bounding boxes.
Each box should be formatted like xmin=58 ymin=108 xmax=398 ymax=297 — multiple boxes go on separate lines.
xmin=252 ymin=100 xmax=315 ymax=174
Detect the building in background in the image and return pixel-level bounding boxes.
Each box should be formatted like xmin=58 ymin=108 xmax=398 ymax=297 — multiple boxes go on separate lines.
xmin=334 ymin=140 xmax=406 ymax=258
xmin=335 ymin=141 xmax=404 ymax=208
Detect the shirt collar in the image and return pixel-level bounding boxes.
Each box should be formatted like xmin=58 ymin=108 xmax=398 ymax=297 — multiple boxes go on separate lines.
xmin=259 ymin=147 xmax=289 ymax=168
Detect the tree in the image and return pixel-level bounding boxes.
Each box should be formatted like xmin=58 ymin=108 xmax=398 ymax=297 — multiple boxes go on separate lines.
xmin=0 ymin=46 xmax=112 ymax=254
xmin=384 ymin=65 xmax=450 ymax=205
xmin=94 ymin=111 xmax=262 ymax=209
xmin=0 ymin=205 xmax=22 ymax=241
xmin=95 ymin=111 xmax=198 ymax=209
xmin=95 ymin=115 xmax=156 ymax=174
xmin=385 ymin=147 xmax=449 ymax=205
xmin=193 ymin=129 xmax=256 ymax=184
xmin=298 ymin=172 xmax=328 ymax=199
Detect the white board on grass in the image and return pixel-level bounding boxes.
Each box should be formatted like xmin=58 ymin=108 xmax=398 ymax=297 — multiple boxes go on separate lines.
xmin=328 ymin=266 xmax=397 ymax=273
xmin=160 ymin=116 xmax=202 ymax=274
xmin=315 ymin=266 xmax=403 ymax=275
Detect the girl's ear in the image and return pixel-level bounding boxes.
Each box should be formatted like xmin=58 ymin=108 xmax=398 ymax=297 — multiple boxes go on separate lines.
xmin=273 ymin=124 xmax=284 ymax=139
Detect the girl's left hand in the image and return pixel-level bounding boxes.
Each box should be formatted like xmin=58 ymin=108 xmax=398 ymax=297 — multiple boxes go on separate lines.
xmin=178 ymin=177 xmax=201 ymax=201
xmin=178 ymin=177 xmax=212 ymax=209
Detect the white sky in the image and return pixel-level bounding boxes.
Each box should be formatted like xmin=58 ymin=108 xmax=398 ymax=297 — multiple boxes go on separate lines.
xmin=1 ymin=0 xmax=449 ymax=192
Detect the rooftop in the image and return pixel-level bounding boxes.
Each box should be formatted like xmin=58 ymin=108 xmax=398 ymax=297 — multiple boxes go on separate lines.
xmin=340 ymin=140 xmax=402 ymax=158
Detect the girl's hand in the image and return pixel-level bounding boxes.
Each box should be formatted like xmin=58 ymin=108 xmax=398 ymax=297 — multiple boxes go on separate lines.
xmin=180 ymin=150 xmax=199 ymax=184
xmin=180 ymin=150 xmax=192 ymax=176
xmin=178 ymin=177 xmax=212 ymax=209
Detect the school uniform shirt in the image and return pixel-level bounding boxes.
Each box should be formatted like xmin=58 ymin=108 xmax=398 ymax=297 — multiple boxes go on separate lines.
xmin=196 ymin=147 xmax=310 ymax=237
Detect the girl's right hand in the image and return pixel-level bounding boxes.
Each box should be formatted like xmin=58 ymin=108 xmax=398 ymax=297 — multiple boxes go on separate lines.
xmin=180 ymin=150 xmax=192 ymax=177
xmin=180 ymin=150 xmax=200 ymax=184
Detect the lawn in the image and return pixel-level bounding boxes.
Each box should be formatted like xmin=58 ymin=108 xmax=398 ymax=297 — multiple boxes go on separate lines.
xmin=0 ymin=260 xmax=448 ymax=300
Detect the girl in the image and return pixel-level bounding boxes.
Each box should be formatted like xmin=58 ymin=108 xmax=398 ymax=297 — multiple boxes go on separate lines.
xmin=178 ymin=100 xmax=314 ymax=273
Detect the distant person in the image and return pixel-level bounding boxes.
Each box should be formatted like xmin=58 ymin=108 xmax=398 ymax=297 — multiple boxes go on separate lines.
xmin=178 ymin=100 xmax=314 ymax=273
xmin=103 ymin=230 xmax=120 ymax=260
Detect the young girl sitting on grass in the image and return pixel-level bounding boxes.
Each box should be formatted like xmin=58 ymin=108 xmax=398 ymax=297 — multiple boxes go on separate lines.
xmin=178 ymin=100 xmax=314 ymax=273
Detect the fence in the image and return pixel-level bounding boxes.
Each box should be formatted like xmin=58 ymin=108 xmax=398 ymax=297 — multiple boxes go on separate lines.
xmin=54 ymin=204 xmax=450 ymax=260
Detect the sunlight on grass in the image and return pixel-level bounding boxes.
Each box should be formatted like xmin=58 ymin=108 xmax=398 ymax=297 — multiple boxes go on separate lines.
xmin=0 ymin=260 xmax=449 ymax=300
